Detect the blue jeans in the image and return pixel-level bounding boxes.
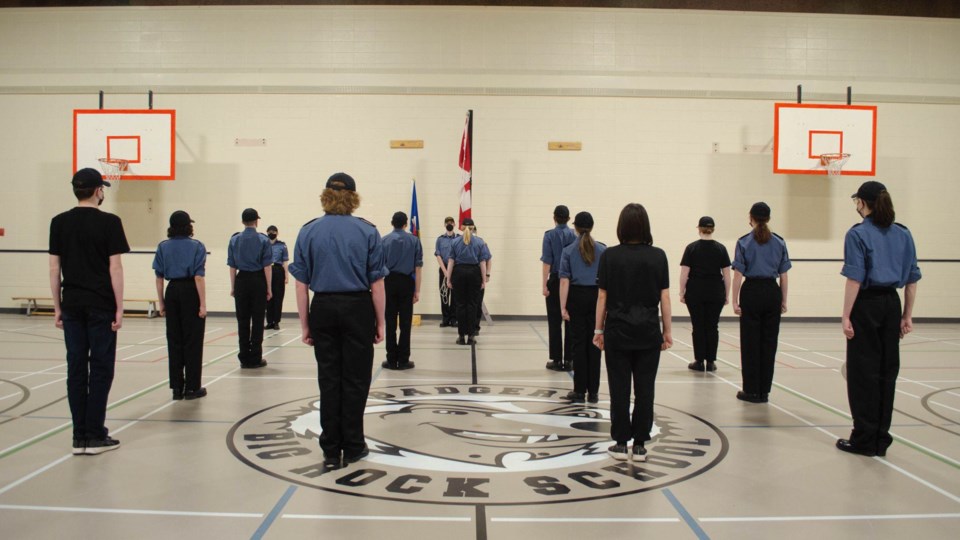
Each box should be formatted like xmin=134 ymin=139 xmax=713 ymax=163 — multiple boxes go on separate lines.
xmin=62 ymin=307 xmax=118 ymax=440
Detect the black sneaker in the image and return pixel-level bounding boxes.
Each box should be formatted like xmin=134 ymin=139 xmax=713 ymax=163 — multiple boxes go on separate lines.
xmin=545 ymin=360 xmax=563 ymax=371
xmin=564 ymin=391 xmax=585 ymax=403
xmin=172 ymin=389 xmax=184 ymax=401
xmin=467 ymin=336 xmax=477 ymax=345
xmin=560 ymin=363 xmax=573 ymax=372
xmin=85 ymin=436 xmax=120 ymax=455
xmin=456 ymin=336 xmax=466 ymax=345
xmin=242 ymin=359 xmax=268 ymax=369
xmin=72 ymin=438 xmax=86 ymax=456
xmin=381 ymin=361 xmax=399 ymax=370
xmin=323 ymin=452 xmax=342 ymax=469
xmin=705 ymin=361 xmax=717 ymax=372
xmin=736 ymin=391 xmax=768 ymax=403
xmin=631 ymin=444 xmax=647 ymax=462
xmin=343 ymin=446 xmax=370 ymax=465
xmin=587 ymin=393 xmax=599 ymax=404
xmin=397 ymin=362 xmax=415 ymax=370
xmin=184 ymin=387 xmax=207 ymax=400
xmin=607 ymin=443 xmax=629 ymax=461
xmin=688 ymin=360 xmax=706 ymax=372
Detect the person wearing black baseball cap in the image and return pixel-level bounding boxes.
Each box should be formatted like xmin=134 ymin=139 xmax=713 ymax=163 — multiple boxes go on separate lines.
xmin=679 ymin=216 xmax=731 ymax=373
xmin=380 ymin=211 xmax=423 ymax=370
xmin=541 ymin=204 xmax=577 ymax=371
xmin=263 ymin=225 xmax=289 ymax=331
xmin=227 ymin=207 xmax=273 ymax=369
xmin=49 ymin=167 xmax=130 ymax=455
xmin=837 ymin=181 xmax=920 ymax=457
xmin=153 ymin=210 xmax=208 ymax=400
xmin=730 ymin=202 xmax=792 ymax=403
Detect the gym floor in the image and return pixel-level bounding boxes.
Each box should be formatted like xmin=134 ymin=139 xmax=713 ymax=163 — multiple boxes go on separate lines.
xmin=1 ymin=313 xmax=958 ymax=539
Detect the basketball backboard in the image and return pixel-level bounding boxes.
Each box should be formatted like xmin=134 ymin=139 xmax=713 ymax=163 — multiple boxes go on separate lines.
xmin=73 ymin=109 xmax=176 ymax=180
xmin=773 ymin=103 xmax=876 ymax=176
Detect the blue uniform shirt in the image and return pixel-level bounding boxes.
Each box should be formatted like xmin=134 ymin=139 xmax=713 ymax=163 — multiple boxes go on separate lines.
xmin=449 ymin=236 xmax=491 ymax=265
xmin=289 ymin=215 xmax=388 ymax=293
xmin=434 ymin=232 xmax=461 ymax=261
xmin=559 ymin=238 xmax=607 ymax=286
xmin=227 ymin=227 xmax=272 ymax=272
xmin=153 ymin=237 xmax=206 ymax=280
xmin=383 ymin=228 xmax=424 ymax=278
xmin=841 ymin=217 xmax=921 ymax=288
xmin=541 ymin=224 xmax=577 ymax=274
xmin=732 ymin=233 xmax=792 ymax=279
xmin=270 ymin=241 xmax=289 ymax=265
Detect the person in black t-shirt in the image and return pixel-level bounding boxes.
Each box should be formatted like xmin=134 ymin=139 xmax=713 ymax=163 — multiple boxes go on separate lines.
xmin=49 ymin=168 xmax=130 ymax=456
xmin=679 ymin=216 xmax=731 ymax=372
xmin=593 ymin=203 xmax=672 ymax=464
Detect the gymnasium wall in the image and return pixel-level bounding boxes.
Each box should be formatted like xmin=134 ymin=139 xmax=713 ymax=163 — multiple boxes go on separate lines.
xmin=0 ymin=6 xmax=958 ymax=317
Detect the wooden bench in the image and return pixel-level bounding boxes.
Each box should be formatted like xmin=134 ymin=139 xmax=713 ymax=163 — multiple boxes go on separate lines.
xmin=11 ymin=297 xmax=160 ymax=318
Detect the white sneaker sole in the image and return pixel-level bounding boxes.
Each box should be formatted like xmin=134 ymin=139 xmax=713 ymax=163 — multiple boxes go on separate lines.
xmin=85 ymin=443 xmax=120 ymax=455
xmin=631 ymin=452 xmax=647 ymax=462
xmin=607 ymin=451 xmax=629 ymax=461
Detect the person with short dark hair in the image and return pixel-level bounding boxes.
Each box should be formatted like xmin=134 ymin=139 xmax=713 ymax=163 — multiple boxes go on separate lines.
xmin=290 ymin=172 xmax=387 ymax=468
xmin=49 ymin=168 xmax=130 ymax=455
xmin=541 ymin=205 xmax=577 ymax=371
xmin=731 ymin=202 xmax=791 ymax=403
xmin=381 ymin=211 xmax=423 ymax=370
xmin=446 ymin=218 xmax=491 ymax=345
xmin=593 ymin=203 xmax=672 ymax=463
xmin=679 ymin=216 xmax=731 ymax=372
xmin=837 ymin=181 xmax=920 ymax=457
xmin=435 ymin=216 xmax=460 ymax=328
xmin=227 ymin=208 xmax=272 ymax=369
xmin=264 ymin=225 xmax=288 ymax=330
xmin=153 ymin=210 xmax=208 ymax=400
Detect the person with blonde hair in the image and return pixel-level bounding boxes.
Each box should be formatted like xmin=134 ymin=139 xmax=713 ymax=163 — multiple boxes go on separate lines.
xmin=446 ymin=218 xmax=491 ymax=345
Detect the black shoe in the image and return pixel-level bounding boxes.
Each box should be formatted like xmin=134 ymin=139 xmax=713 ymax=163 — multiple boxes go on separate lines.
xmin=323 ymin=452 xmax=342 ymax=469
xmin=467 ymin=336 xmax=477 ymax=345
xmin=456 ymin=336 xmax=466 ymax=345
xmin=343 ymin=446 xmax=370 ymax=465
xmin=688 ymin=360 xmax=706 ymax=372
xmin=439 ymin=321 xmax=449 ymax=328
xmin=397 ymin=362 xmax=415 ymax=370
xmin=587 ymin=393 xmax=599 ymax=404
xmin=836 ymin=438 xmax=877 ymax=457
xmin=607 ymin=443 xmax=629 ymax=461
xmin=242 ymin=359 xmax=268 ymax=369
xmin=72 ymin=438 xmax=86 ymax=456
xmin=564 ymin=391 xmax=585 ymax=403
xmin=706 ymin=361 xmax=717 ymax=372
xmin=449 ymin=320 xmax=458 ymax=327
xmin=631 ymin=444 xmax=647 ymax=462
xmin=474 ymin=327 xmax=481 ymax=335
xmin=381 ymin=361 xmax=399 ymax=370
xmin=265 ymin=323 xmax=273 ymax=329
xmin=85 ymin=436 xmax=120 ymax=455
xmin=560 ymin=363 xmax=573 ymax=372
xmin=545 ymin=360 xmax=563 ymax=371
xmin=273 ymin=324 xmax=280 ymax=330
xmin=172 ymin=389 xmax=184 ymax=401
xmin=184 ymin=387 xmax=207 ymax=400
xmin=736 ymin=391 xmax=768 ymax=403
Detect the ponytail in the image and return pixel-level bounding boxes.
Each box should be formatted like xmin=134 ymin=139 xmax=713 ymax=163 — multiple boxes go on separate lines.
xmin=869 ymin=191 xmax=896 ymax=228
xmin=752 ymin=216 xmax=771 ymax=244
xmin=576 ymin=226 xmax=596 ymax=265
xmin=463 ymin=226 xmax=474 ymax=245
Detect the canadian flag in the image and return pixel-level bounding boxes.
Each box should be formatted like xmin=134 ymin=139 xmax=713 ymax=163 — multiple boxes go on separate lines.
xmin=458 ymin=110 xmax=472 ymax=227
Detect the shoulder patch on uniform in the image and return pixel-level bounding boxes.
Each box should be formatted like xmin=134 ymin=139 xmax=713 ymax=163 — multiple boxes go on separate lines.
xmin=772 ymin=232 xmax=784 ymax=240
xmin=596 ymin=241 xmax=607 ymax=248
xmin=356 ymin=217 xmax=377 ymax=228
xmin=275 ymin=240 xmax=286 ymax=245
xmin=850 ymin=222 xmax=862 ymax=228
xmin=894 ymin=222 xmax=909 ymax=230
xmin=302 ymin=217 xmax=319 ymax=227
xmin=231 ymin=232 xmax=240 ymax=238
xmin=738 ymin=232 xmax=751 ymax=241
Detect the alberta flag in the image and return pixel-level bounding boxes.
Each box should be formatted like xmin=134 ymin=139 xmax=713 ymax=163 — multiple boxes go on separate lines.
xmin=410 ymin=179 xmax=420 ymax=237
xmin=458 ymin=110 xmax=472 ymax=227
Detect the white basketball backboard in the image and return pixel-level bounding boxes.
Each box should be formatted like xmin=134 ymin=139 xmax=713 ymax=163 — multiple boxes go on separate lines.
xmin=774 ymin=103 xmax=876 ymax=176
xmin=73 ymin=109 xmax=176 ymax=180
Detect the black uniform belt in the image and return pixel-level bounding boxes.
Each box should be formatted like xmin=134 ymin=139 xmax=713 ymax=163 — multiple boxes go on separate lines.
xmin=169 ymin=277 xmax=195 ymax=283
xmin=745 ymin=277 xmax=777 ymax=282
xmin=313 ymin=290 xmax=369 ymax=297
xmin=456 ymin=263 xmax=480 ymax=267
xmin=570 ymin=284 xmax=598 ymax=289
xmin=859 ymin=286 xmax=897 ymax=296
xmin=237 ymin=269 xmax=265 ymax=274
xmin=272 ymin=262 xmax=284 ymax=267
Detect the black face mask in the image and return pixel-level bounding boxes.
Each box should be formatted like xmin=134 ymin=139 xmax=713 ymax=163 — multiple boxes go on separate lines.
xmin=268 ymin=233 xmax=278 ymax=240
xmin=445 ymin=224 xmax=454 ymax=232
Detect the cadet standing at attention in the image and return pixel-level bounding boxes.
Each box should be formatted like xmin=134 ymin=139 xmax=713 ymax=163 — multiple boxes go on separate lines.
xmin=381 ymin=211 xmax=423 ymax=370
xmin=837 ymin=181 xmax=920 ymax=457
xmin=264 ymin=225 xmax=288 ymax=330
xmin=541 ymin=205 xmax=577 ymax=371
xmin=227 ymin=208 xmax=272 ymax=369
xmin=153 ymin=210 xmax=208 ymax=400
xmin=435 ymin=216 xmax=460 ymax=328
xmin=290 ymin=172 xmax=387 ymax=469
xmin=446 ymin=218 xmax=491 ymax=345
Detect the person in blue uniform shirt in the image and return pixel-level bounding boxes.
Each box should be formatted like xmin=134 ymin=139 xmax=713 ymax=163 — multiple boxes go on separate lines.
xmin=264 ymin=225 xmax=289 ymax=330
xmin=435 ymin=216 xmax=460 ymax=328
xmin=679 ymin=216 xmax=731 ymax=372
xmin=837 ymin=181 xmax=920 ymax=457
xmin=559 ymin=211 xmax=606 ymax=404
xmin=153 ymin=210 xmax=208 ymax=400
xmin=731 ymin=202 xmax=791 ymax=403
xmin=541 ymin=205 xmax=577 ymax=371
xmin=290 ymin=172 xmax=387 ymax=469
xmin=381 ymin=211 xmax=423 ymax=370
xmin=227 ymin=208 xmax=272 ymax=369
xmin=446 ymin=218 xmax=491 ymax=345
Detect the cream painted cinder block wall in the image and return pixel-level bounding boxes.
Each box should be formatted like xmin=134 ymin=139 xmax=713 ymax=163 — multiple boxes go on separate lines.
xmin=0 ymin=6 xmax=957 ymax=317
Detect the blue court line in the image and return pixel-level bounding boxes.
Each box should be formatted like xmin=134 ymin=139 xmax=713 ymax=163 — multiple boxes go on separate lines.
xmin=662 ymin=488 xmax=710 ymax=540
xmin=251 ymin=485 xmax=297 ymax=540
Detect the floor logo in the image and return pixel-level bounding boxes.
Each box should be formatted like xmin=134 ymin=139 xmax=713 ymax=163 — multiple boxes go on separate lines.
xmin=228 ymin=384 xmax=728 ymax=505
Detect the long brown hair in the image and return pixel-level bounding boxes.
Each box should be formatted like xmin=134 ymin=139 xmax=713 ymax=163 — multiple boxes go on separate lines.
xmin=751 ymin=216 xmax=771 ymax=244
xmin=616 ymin=203 xmax=653 ymax=245
xmin=321 ymin=188 xmax=360 ymax=215
xmin=576 ymin=226 xmax=596 ymax=265
xmin=867 ymin=191 xmax=896 ymax=228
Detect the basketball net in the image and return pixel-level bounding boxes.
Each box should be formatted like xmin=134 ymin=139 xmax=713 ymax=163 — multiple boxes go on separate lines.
xmin=819 ymin=153 xmax=850 ymax=178
xmin=97 ymin=158 xmax=129 ymax=186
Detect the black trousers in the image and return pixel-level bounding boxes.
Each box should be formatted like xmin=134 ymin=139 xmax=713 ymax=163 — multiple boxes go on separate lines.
xmin=739 ymin=278 xmax=782 ymax=395
xmin=61 ymin=306 xmax=117 ymax=441
xmin=235 ymin=270 xmax=267 ymax=365
xmin=438 ymin=268 xmax=456 ymax=325
xmin=310 ymin=292 xmax=375 ymax=458
xmin=605 ymin=347 xmax=661 ymax=444
xmin=265 ymin=263 xmax=285 ymax=326
xmin=568 ymin=285 xmax=601 ymax=396
xmin=452 ymin=264 xmax=482 ymax=338
xmin=686 ymin=279 xmax=725 ymax=362
xmin=385 ymin=273 xmax=415 ymax=365
xmin=165 ymin=279 xmax=205 ymax=392
xmin=546 ymin=274 xmax=571 ymax=362
xmin=846 ymin=288 xmax=901 ymax=454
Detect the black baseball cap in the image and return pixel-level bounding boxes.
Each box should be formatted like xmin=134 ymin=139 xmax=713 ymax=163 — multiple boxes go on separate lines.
xmin=326 ymin=172 xmax=356 ymax=192
xmin=169 ymin=210 xmax=194 ymax=227
xmin=462 ymin=217 xmax=475 ymax=227
xmin=750 ymin=202 xmax=771 ymax=219
xmin=573 ymin=211 xmax=594 ymax=229
xmin=71 ymin=168 xmax=110 ymax=189
xmin=241 ymin=208 xmax=260 ymax=222
xmin=553 ymin=205 xmax=570 ymax=219
xmin=852 ymin=181 xmax=886 ymax=202
xmin=266 ymin=225 xmax=278 ymax=232
xmin=698 ymin=216 xmax=715 ymax=228
xmin=444 ymin=216 xmax=455 ymax=223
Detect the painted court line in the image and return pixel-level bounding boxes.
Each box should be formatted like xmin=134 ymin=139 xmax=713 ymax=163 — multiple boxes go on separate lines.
xmin=0 ymin=376 xmax=66 ymax=402
xmin=490 ymin=517 xmax=678 ymax=523
xmin=250 ymin=485 xmax=297 ymax=540
xmin=663 ymin=488 xmax=711 ymax=540
xmin=0 ymin=504 xmax=261 ymax=518
xmin=700 ymin=513 xmax=960 ymax=523
xmin=284 ymin=514 xmax=472 ymax=522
